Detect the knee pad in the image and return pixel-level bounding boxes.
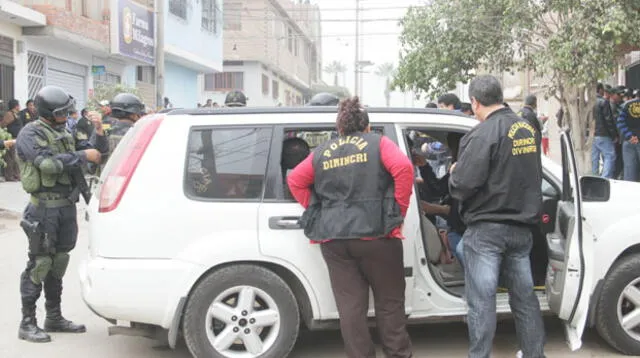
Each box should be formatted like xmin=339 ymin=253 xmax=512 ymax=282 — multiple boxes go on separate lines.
xmin=30 ymin=256 xmax=53 ymax=285
xmin=51 ymin=252 xmax=70 ymax=279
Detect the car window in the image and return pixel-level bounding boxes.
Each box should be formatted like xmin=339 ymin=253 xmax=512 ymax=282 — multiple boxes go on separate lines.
xmin=184 ymin=126 xmax=272 ymax=201
xmin=270 ymin=126 xmax=385 ymax=202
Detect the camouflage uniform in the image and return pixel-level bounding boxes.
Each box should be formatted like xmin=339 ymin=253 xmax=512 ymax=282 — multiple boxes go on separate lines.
xmin=16 ymin=98 xmax=108 ymax=342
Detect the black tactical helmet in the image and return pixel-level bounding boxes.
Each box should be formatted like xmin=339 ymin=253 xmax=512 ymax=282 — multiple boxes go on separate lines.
xmin=224 ymin=90 xmax=247 ymax=107
xmin=34 ymin=85 xmax=76 ymax=120
xmin=110 ymin=93 xmax=145 ymax=118
xmin=308 ymin=92 xmax=340 ymax=106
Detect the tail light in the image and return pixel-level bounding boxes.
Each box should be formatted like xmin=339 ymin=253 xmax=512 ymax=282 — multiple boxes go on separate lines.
xmin=98 ymin=115 xmax=164 ymax=213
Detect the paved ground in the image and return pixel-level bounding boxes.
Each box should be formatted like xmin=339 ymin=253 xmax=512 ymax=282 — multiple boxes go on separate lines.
xmin=0 ymin=182 xmax=633 ymax=357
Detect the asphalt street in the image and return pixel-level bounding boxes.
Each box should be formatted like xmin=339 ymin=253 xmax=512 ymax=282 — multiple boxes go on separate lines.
xmin=0 ymin=182 xmax=633 ymax=358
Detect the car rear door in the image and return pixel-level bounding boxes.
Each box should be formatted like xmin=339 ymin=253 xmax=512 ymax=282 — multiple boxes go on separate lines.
xmin=257 ymin=123 xmax=416 ymax=320
xmin=545 ymin=130 xmax=594 ymax=350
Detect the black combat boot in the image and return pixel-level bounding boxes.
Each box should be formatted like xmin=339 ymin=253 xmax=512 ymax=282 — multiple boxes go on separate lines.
xmin=19 ymin=271 xmax=51 ymax=343
xmin=43 ymin=274 xmax=86 ymax=333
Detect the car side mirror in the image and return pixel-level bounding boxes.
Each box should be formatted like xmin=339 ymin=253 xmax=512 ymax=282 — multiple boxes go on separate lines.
xmin=580 ymin=176 xmax=610 ymax=202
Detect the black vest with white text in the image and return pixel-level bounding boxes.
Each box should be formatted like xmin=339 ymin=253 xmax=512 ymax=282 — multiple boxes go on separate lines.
xmin=301 ymin=132 xmax=403 ymax=241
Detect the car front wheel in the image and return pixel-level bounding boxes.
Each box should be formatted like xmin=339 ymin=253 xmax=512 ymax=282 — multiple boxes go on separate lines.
xmin=183 ymin=264 xmax=300 ymax=358
xmin=596 ymin=254 xmax=640 ymax=355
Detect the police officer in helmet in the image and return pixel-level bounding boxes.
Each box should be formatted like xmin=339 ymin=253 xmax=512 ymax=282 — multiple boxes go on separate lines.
xmin=224 ymin=90 xmax=247 ymax=107
xmin=106 ymin=93 xmax=145 ymax=155
xmin=308 ymin=92 xmax=340 ymax=106
xmin=15 ymin=85 xmax=108 ymax=343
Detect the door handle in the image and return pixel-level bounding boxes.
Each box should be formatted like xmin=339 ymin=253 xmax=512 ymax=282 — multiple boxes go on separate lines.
xmin=269 ymin=216 xmax=301 ymax=230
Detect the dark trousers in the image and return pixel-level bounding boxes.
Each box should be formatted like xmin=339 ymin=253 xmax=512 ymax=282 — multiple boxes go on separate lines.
xmin=20 ymin=203 xmax=78 ymax=319
xmin=321 ymin=239 xmax=412 ymax=358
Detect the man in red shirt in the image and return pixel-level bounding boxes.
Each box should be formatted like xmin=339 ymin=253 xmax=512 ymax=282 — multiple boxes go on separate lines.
xmin=288 ymin=97 xmax=414 ymax=358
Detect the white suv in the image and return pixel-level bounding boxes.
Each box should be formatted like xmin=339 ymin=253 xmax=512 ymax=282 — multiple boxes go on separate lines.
xmin=80 ymin=107 xmax=640 ymax=358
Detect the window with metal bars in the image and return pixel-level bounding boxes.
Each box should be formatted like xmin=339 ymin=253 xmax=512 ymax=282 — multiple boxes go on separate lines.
xmin=169 ymin=0 xmax=187 ymax=19
xmin=202 ymin=0 xmax=219 ymax=34
xmin=204 ymin=72 xmax=244 ymax=91
xmin=272 ymin=80 xmax=279 ymax=100
xmin=137 ymin=66 xmax=155 ymax=84
xmin=27 ymin=52 xmax=45 ymax=102
xmin=224 ymin=2 xmax=242 ymax=31
xmin=93 ymin=73 xmax=121 ymax=89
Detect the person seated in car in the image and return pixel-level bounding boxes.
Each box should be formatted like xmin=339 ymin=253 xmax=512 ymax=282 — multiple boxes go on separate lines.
xmin=281 ymin=137 xmax=311 ymax=199
xmin=408 ymin=135 xmax=455 ymax=264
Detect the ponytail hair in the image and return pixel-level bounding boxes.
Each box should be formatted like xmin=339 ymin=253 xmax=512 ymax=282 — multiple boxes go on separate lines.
xmin=336 ymin=96 xmax=369 ymax=135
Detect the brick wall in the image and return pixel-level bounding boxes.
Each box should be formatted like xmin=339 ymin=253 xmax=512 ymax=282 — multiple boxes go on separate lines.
xmin=29 ymin=4 xmax=109 ymax=44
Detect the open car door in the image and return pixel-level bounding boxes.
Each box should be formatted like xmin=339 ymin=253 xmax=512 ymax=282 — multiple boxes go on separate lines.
xmin=545 ymin=130 xmax=594 ymax=351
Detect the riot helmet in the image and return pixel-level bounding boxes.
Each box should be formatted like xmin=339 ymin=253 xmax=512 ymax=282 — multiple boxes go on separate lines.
xmin=110 ymin=93 xmax=146 ymax=119
xmin=224 ymin=90 xmax=247 ymax=107
xmin=308 ymin=92 xmax=340 ymax=106
xmin=34 ymin=86 xmax=76 ymax=123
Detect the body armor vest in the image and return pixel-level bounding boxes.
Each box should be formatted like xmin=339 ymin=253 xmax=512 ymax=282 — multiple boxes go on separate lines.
xmin=301 ymin=132 xmax=403 ymax=240
xmin=102 ymin=120 xmax=133 ymax=167
xmin=18 ymin=120 xmax=74 ymax=193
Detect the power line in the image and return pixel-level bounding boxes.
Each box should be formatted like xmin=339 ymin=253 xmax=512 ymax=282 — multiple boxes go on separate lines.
xmin=224 ymin=32 xmax=402 ymax=41
xmin=230 ymin=5 xmax=417 ymax=12
xmin=221 ymin=14 xmax=403 ymax=23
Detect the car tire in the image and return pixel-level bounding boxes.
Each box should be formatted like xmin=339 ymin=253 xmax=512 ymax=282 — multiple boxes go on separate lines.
xmin=183 ymin=264 xmax=300 ymax=358
xmin=595 ymin=254 xmax=640 ymax=355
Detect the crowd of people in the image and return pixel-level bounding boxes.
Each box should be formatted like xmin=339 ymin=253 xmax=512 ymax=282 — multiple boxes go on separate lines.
xmin=287 ymin=75 xmax=547 ymax=358
xmin=0 ymin=77 xmax=635 ymax=356
xmin=591 ymin=84 xmax=640 ymax=181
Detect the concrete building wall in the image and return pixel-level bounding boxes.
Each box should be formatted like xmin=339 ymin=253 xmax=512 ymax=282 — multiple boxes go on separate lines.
xmin=0 ymin=20 xmax=28 ymax=103
xmin=165 ymin=61 xmax=199 ymax=108
xmin=223 ymin=0 xmax=318 ymax=89
xmin=200 ymin=61 xmax=306 ymax=107
xmin=164 ymin=0 xmax=223 ymax=72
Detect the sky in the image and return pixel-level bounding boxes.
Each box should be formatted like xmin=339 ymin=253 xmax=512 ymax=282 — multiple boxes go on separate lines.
xmin=314 ymin=0 xmax=429 ymax=107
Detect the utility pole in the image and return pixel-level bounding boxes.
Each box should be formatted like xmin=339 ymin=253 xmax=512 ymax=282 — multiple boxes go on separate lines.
xmin=354 ymin=0 xmax=360 ymax=98
xmin=155 ymin=0 xmax=165 ymax=110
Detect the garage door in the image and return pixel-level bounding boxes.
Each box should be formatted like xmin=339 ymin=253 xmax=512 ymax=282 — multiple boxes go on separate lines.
xmin=47 ymin=57 xmax=87 ymax=110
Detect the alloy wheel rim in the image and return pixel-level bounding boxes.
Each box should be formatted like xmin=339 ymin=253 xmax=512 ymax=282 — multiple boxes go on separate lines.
xmin=205 ymin=285 xmax=281 ymax=358
xmin=617 ymin=277 xmax=640 ymax=342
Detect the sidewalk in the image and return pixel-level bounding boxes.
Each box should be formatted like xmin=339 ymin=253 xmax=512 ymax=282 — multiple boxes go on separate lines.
xmin=0 ymin=182 xmax=29 ymax=214
xmin=0 ymin=181 xmax=88 ymax=214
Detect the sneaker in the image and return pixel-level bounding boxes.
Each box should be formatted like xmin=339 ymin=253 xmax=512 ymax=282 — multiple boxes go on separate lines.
xmin=516 ymin=350 xmax=523 ymax=358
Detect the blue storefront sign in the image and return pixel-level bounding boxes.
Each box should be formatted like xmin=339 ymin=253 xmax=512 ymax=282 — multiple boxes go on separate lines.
xmin=111 ymin=0 xmax=155 ymax=64
xmin=92 ymin=65 xmax=106 ymax=75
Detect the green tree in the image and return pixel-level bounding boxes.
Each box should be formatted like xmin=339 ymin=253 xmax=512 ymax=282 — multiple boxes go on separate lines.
xmin=323 ymin=61 xmax=348 ymax=87
xmin=394 ymin=0 xmax=640 ymax=172
xmin=87 ymin=83 xmax=142 ymax=112
xmin=375 ymin=62 xmax=396 ymax=107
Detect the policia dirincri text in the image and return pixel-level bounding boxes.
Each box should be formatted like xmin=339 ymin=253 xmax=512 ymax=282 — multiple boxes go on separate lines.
xmin=15 ymin=85 xmax=108 ymax=343
xmin=288 ymin=97 xmax=415 ymax=358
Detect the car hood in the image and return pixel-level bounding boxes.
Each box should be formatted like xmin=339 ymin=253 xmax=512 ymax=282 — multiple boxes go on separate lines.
xmin=608 ymin=178 xmax=640 ymax=201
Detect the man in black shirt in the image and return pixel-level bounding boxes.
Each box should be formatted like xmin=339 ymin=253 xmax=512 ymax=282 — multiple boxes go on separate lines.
xmin=592 ymin=84 xmax=618 ymax=178
xmin=450 ymin=75 xmax=545 ymax=358
xmin=19 ymin=99 xmax=37 ymax=126
xmin=74 ymin=108 xmax=95 ymax=142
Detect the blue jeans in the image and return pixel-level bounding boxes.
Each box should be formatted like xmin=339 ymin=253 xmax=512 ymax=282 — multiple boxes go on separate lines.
xmin=447 ymin=231 xmax=464 ymax=266
xmin=463 ymin=222 xmax=545 ymax=358
xmin=623 ymin=141 xmax=640 ymax=182
xmin=591 ymin=136 xmax=616 ymax=178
